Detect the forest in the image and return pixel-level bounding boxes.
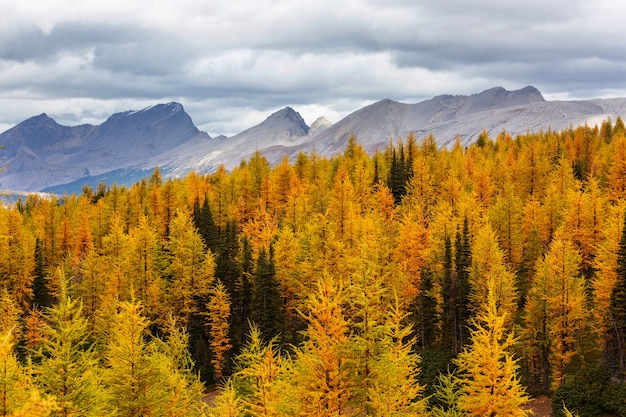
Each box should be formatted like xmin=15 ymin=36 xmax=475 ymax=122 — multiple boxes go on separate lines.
xmin=2 ymin=118 xmax=626 ymax=416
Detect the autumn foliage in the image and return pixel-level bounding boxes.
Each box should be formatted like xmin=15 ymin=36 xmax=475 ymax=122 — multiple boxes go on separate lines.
xmin=2 ymin=119 xmax=626 ymax=415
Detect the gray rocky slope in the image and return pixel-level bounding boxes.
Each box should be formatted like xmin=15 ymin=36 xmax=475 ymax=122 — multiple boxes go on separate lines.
xmin=1 ymin=86 xmax=625 ymax=192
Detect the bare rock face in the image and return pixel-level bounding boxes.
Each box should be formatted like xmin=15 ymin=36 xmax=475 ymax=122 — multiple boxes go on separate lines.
xmin=309 ymin=116 xmax=332 ymax=136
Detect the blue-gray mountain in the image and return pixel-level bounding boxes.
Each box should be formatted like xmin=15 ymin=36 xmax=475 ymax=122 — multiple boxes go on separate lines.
xmin=2 ymin=86 xmax=626 ymax=193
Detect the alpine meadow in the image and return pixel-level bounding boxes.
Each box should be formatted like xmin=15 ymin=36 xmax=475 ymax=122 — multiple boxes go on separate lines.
xmin=5 ymin=121 xmax=626 ymax=416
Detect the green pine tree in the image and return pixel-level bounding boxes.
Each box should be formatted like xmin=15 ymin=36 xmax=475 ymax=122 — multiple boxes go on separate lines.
xmin=251 ymin=247 xmax=284 ymax=342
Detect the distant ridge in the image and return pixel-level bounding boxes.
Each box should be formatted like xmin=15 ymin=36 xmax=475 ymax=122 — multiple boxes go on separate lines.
xmin=1 ymin=86 xmax=626 ymax=193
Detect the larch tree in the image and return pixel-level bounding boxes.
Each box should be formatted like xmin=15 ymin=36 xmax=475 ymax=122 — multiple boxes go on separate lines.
xmin=127 ymin=215 xmax=165 ymax=322
xmin=608 ymin=134 xmax=626 ymax=202
xmin=206 ymin=279 xmax=232 ymax=381
xmin=609 ymin=210 xmax=626 ymax=374
xmin=0 ymin=206 xmax=35 ymax=309
xmin=207 ymin=380 xmax=244 ymax=417
xmin=430 ymin=371 xmax=466 ymax=417
xmin=146 ymin=318 xmax=207 ymax=417
xmin=454 ymin=289 xmax=530 ymax=417
xmin=166 ymin=209 xmax=212 ymax=326
xmin=232 ymin=324 xmax=289 ymax=417
xmin=366 ymin=293 xmax=428 ymax=416
xmin=469 ymin=223 xmax=518 ymax=327
xmin=525 ymin=237 xmax=587 ymax=389
xmin=593 ymin=200 xmax=626 ymax=368
xmin=345 ymin=269 xmax=388 ymax=413
xmin=560 ymin=179 xmax=606 ymax=277
xmin=488 ymin=184 xmax=523 ymax=270
xmin=104 ymin=300 xmax=160 ymax=416
xmin=0 ymin=327 xmax=33 ymax=416
xmin=328 ymin=165 xmax=358 ymax=246
xmin=292 ymin=274 xmax=353 ymax=417
xmin=272 ymin=227 xmax=306 ymax=345
xmin=33 ymin=282 xmax=105 ymax=417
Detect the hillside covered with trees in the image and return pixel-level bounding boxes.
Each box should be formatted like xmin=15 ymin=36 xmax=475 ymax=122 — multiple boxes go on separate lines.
xmin=2 ymin=118 xmax=626 ymax=416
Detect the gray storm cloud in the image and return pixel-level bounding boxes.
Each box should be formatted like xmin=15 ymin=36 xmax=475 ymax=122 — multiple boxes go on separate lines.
xmin=1 ymin=0 xmax=625 ymax=136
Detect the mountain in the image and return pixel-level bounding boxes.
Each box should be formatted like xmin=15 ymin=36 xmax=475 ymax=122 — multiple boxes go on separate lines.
xmin=0 ymin=102 xmax=213 ymax=191
xmin=2 ymin=86 xmax=626 ymax=193
xmin=293 ymin=86 xmax=619 ymax=155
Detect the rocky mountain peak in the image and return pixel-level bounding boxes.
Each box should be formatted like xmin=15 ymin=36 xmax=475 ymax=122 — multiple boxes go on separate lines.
xmin=309 ymin=116 xmax=332 ymax=135
xmin=262 ymin=107 xmax=309 ymax=136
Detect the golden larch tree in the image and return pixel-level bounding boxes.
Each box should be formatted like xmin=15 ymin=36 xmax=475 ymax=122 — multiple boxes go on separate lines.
xmin=455 ymin=287 xmax=530 ymax=416
xmin=206 ymin=279 xmax=232 ymax=380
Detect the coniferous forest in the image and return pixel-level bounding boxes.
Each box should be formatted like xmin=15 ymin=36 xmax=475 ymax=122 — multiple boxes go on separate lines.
xmin=3 ymin=120 xmax=626 ymax=416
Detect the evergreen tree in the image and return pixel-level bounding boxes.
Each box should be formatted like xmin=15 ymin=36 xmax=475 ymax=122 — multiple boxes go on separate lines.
xmin=193 ymin=197 xmax=218 ymax=253
xmin=32 ymin=238 xmax=52 ymax=309
xmin=415 ymin=268 xmax=438 ymax=349
xmin=233 ymin=235 xmax=253 ymax=349
xmin=251 ymin=247 xmax=284 ymax=342
xmin=387 ymin=144 xmax=408 ymax=205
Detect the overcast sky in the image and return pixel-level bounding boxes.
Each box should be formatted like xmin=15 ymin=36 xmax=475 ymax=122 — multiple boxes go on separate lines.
xmin=2 ymin=0 xmax=626 ymax=136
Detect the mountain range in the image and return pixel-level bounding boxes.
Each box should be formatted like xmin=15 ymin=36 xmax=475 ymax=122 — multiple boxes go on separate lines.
xmin=1 ymin=86 xmax=626 ymax=193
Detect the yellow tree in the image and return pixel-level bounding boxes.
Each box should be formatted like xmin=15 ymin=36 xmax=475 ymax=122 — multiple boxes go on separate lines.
xmin=0 ymin=327 xmax=33 ymax=416
xmin=104 ymin=300 xmax=160 ymax=416
xmin=292 ymin=274 xmax=352 ymax=416
xmin=232 ymin=324 xmax=289 ymax=417
xmin=72 ymin=195 xmax=94 ymax=259
xmin=394 ymin=206 xmax=429 ymax=299
xmin=469 ymin=223 xmax=518 ymax=325
xmin=515 ymin=134 xmax=550 ymax=198
xmin=525 ymin=237 xmax=587 ymax=389
xmin=543 ymin=156 xmax=578 ymax=241
xmin=455 ymin=288 xmax=530 ymax=416
xmin=608 ymin=134 xmax=626 ymax=201
xmin=127 ymin=215 xmax=165 ymax=321
xmin=272 ymin=227 xmax=305 ymax=345
xmin=147 ymin=318 xmax=207 ymax=417
xmin=166 ymin=209 xmax=213 ymax=325
xmin=76 ymin=250 xmax=107 ymax=324
xmin=488 ymin=184 xmax=523 ymax=269
xmin=0 ymin=206 xmax=35 ymax=308
xmin=206 ymin=279 xmax=232 ymax=380
xmin=33 ymin=284 xmax=105 ymax=417
xmin=593 ymin=200 xmax=626 ymax=356
xmin=327 ymin=165 xmax=358 ymax=247
xmin=366 ymin=294 xmax=427 ymax=416
xmin=560 ymin=178 xmax=606 ymax=276
xmin=207 ymin=380 xmax=244 ymax=417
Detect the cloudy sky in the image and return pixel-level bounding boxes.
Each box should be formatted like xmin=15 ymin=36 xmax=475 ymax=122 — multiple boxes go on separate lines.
xmin=2 ymin=0 xmax=626 ymax=136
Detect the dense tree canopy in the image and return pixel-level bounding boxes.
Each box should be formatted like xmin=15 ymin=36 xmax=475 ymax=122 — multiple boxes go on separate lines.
xmin=2 ymin=119 xmax=626 ymax=415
